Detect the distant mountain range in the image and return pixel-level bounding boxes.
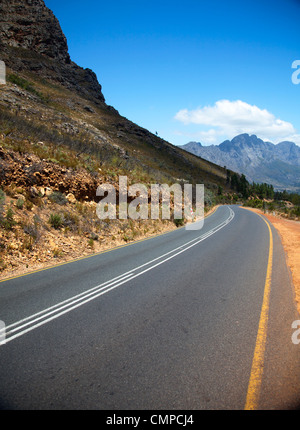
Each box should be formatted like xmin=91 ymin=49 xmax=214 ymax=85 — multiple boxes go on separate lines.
xmin=180 ymin=134 xmax=300 ymax=192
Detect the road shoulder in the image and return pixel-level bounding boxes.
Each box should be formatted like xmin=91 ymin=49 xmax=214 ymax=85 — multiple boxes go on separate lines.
xmin=241 ymin=207 xmax=300 ymax=315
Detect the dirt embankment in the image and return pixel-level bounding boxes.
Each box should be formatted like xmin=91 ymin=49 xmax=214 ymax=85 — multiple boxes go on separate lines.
xmin=242 ymin=207 xmax=300 ymax=314
xmin=0 ymin=180 xmax=218 ymax=282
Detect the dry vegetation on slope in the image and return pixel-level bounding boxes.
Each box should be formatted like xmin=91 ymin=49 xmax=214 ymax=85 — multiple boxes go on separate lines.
xmin=0 ymin=60 xmax=231 ymax=279
xmin=0 ymin=0 xmax=233 ymax=279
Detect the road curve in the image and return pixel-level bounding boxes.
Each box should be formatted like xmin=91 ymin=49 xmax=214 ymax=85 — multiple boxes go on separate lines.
xmin=0 ymin=205 xmax=299 ymax=410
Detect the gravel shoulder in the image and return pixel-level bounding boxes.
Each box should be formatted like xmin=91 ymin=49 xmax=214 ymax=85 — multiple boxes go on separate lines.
xmin=242 ymin=206 xmax=300 ymax=314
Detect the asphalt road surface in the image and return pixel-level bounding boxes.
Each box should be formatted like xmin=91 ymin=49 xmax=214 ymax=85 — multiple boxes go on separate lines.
xmin=0 ymin=205 xmax=299 ymax=410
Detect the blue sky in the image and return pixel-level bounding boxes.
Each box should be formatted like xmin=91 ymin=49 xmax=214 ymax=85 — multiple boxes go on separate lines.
xmin=45 ymin=0 xmax=300 ymax=146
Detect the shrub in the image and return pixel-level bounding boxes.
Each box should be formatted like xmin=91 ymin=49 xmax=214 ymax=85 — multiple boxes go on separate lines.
xmin=23 ymin=221 xmax=40 ymax=242
xmin=174 ymin=218 xmax=185 ymax=227
xmin=49 ymin=213 xmax=63 ymax=229
xmin=16 ymin=197 xmax=25 ymax=210
xmin=25 ymin=200 xmax=34 ymax=211
xmin=1 ymin=208 xmax=16 ymax=230
xmin=291 ymin=206 xmax=300 ymax=217
xmin=204 ymin=189 xmax=216 ymax=207
xmin=7 ymin=73 xmax=45 ymax=101
xmin=21 ymin=236 xmax=34 ymax=252
xmin=52 ymin=248 xmax=63 ymax=258
xmin=62 ymin=211 xmax=79 ymax=228
xmin=49 ymin=191 xmax=68 ymax=206
xmin=88 ymin=238 xmax=94 ymax=248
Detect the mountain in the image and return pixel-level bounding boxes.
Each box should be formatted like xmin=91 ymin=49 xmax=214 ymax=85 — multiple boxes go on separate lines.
xmin=0 ymin=0 xmax=240 ymax=276
xmin=0 ymin=0 xmax=231 ymax=195
xmin=0 ymin=0 xmax=105 ymax=104
xmin=180 ymin=134 xmax=300 ymax=192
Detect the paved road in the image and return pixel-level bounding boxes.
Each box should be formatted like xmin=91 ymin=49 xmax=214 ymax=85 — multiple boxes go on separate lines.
xmin=0 ymin=205 xmax=299 ymax=410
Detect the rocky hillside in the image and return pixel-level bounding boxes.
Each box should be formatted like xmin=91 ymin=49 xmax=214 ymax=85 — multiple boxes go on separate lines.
xmin=0 ymin=0 xmax=70 ymax=63
xmin=0 ymin=0 xmax=230 ymax=189
xmin=0 ymin=0 xmax=233 ymax=278
xmin=180 ymin=134 xmax=300 ymax=192
xmin=0 ymin=0 xmax=105 ymax=104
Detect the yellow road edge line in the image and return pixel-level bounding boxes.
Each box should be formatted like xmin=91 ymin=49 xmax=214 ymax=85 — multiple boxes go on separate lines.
xmin=0 ymin=205 xmax=220 ymax=284
xmin=0 ymin=228 xmax=175 ymax=284
xmin=244 ymin=212 xmax=273 ymax=410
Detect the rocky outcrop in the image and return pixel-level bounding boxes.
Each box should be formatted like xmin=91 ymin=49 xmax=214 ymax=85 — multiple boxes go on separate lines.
xmin=0 ymin=145 xmax=99 ymax=200
xmin=0 ymin=0 xmax=105 ymax=103
xmin=0 ymin=0 xmax=70 ymax=63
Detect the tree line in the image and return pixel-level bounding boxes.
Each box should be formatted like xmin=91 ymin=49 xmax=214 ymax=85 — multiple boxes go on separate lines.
xmin=227 ymin=171 xmax=275 ymax=200
xmin=226 ymin=170 xmax=300 ymax=205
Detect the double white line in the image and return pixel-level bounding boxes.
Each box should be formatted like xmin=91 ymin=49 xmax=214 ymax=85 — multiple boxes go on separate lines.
xmin=1 ymin=207 xmax=235 ymax=345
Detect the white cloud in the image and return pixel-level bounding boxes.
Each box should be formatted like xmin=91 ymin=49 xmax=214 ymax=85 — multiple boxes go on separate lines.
xmin=174 ymin=100 xmax=300 ymax=145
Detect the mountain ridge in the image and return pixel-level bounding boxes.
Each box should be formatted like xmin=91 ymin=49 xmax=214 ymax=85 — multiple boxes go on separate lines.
xmin=180 ymin=134 xmax=300 ymax=192
xmin=0 ymin=0 xmax=234 ymax=198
